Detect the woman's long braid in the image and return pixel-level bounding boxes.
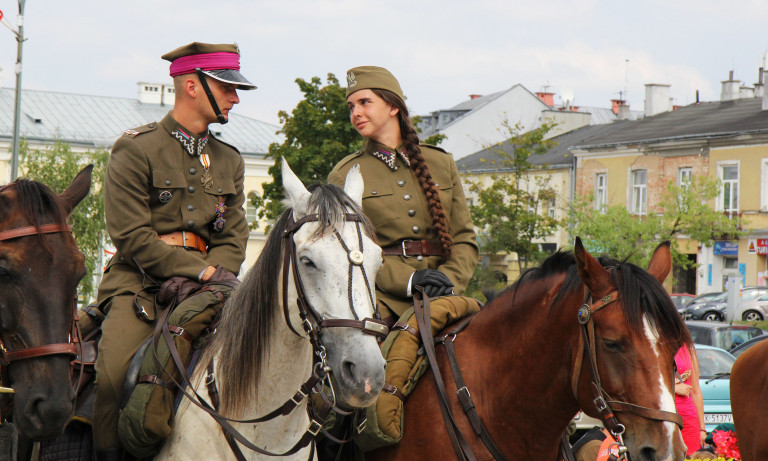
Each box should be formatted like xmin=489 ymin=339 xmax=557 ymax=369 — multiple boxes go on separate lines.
xmin=374 ymin=89 xmax=453 ymax=259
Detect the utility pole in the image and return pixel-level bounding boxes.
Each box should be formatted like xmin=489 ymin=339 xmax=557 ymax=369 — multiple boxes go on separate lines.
xmin=7 ymin=1 xmax=26 ymax=181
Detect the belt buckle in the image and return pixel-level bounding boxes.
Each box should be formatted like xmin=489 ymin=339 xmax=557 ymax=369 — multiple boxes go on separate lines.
xmin=181 ymin=231 xmax=189 ymax=248
xmin=401 ymin=239 xmax=414 ymax=257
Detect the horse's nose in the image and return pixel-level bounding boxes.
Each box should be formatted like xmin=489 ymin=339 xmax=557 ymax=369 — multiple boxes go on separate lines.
xmin=24 ymin=391 xmax=75 ymax=438
xmin=635 ymin=445 xmax=684 ymax=461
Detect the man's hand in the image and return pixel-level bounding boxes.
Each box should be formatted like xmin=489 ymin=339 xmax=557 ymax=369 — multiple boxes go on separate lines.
xmin=158 ymin=276 xmax=202 ymax=306
xmin=412 ymin=269 xmax=454 ymax=298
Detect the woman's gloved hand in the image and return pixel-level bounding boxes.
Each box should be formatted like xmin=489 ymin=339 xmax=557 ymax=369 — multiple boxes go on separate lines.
xmin=412 ymin=269 xmax=454 ymax=298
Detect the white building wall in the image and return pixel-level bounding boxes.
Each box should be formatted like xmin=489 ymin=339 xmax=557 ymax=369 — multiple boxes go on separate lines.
xmin=438 ymin=86 xmax=550 ymax=160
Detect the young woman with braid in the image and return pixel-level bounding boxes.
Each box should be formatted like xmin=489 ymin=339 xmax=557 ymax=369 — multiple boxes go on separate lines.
xmin=328 ymin=65 xmax=479 ymax=326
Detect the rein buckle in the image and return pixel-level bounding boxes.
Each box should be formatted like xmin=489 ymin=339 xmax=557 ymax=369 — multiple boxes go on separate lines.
xmin=594 ymin=394 xmax=609 ymax=412
xmin=308 ymin=418 xmax=323 ymax=436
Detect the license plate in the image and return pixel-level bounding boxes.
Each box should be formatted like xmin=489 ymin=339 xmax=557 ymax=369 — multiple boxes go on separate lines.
xmin=704 ymin=413 xmax=733 ymax=424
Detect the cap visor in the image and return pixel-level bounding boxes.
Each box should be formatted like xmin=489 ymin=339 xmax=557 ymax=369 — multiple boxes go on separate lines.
xmin=202 ymin=69 xmax=257 ymax=90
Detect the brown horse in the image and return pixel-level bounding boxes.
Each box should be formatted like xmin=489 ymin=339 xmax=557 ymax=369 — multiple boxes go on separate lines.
xmin=368 ymin=239 xmax=690 ymax=461
xmin=0 ymin=165 xmax=92 ymax=439
xmin=731 ymin=338 xmax=768 ymax=461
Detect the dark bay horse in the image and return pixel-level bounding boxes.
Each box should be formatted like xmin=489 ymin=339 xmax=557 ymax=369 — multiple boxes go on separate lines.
xmin=0 ymin=165 xmax=92 ymax=439
xmin=368 ymin=238 xmax=690 ymax=461
xmin=731 ymin=338 xmax=768 ymax=461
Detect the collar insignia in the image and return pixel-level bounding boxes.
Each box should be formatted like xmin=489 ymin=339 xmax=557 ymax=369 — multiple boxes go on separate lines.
xmin=172 ymin=129 xmax=209 ymax=157
xmin=370 ymin=149 xmax=410 ymax=171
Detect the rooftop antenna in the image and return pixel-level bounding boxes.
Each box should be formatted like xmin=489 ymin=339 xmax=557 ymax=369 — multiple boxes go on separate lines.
xmin=624 ymin=58 xmax=629 ymax=103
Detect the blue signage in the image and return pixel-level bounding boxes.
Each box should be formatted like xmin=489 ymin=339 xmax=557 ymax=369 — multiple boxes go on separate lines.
xmin=714 ymin=241 xmax=738 ymax=256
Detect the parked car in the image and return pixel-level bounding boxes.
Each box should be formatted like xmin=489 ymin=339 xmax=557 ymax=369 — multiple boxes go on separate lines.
xmin=571 ymin=344 xmax=736 ymax=434
xmin=670 ymin=293 xmax=695 ymax=314
xmin=729 ymin=334 xmax=768 ymax=357
xmin=685 ymin=292 xmax=724 ymax=310
xmin=685 ymin=320 xmax=764 ymax=351
xmin=695 ymin=345 xmax=735 ymax=432
xmin=683 ymin=287 xmax=768 ymax=321
xmin=735 ymin=291 xmax=768 ymax=321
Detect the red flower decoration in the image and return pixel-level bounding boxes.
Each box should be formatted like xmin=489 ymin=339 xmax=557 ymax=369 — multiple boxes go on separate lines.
xmin=712 ymin=429 xmax=741 ymax=460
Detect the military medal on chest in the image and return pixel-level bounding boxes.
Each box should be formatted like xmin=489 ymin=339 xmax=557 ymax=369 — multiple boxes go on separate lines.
xmin=200 ymin=153 xmax=214 ymax=190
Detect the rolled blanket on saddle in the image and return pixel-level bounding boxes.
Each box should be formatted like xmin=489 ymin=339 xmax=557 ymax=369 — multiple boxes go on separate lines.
xmin=356 ymin=295 xmax=481 ymax=451
xmin=118 ymin=268 xmax=239 ymax=459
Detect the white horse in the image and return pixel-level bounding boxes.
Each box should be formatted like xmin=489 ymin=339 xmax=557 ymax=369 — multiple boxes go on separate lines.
xmin=156 ymin=159 xmax=387 ymax=460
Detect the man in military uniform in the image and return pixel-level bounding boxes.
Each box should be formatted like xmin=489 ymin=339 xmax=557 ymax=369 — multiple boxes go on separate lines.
xmin=93 ymin=42 xmax=252 ymax=460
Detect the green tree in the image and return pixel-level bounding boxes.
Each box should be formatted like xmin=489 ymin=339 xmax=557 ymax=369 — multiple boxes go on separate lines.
xmin=466 ymin=122 xmax=560 ymax=273
xmin=566 ymin=175 xmax=745 ymax=269
xmin=252 ymin=74 xmax=362 ymax=226
xmin=20 ymin=139 xmax=109 ymax=301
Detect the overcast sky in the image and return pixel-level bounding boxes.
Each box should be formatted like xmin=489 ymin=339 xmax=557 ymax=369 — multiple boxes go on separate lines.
xmin=1 ymin=0 xmax=767 ymax=127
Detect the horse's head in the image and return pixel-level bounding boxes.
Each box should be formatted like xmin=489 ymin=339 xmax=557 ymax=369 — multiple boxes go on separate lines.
xmin=282 ymin=159 xmax=386 ymax=408
xmin=0 ymin=165 xmax=92 ymax=439
xmin=573 ymin=237 xmax=689 ymax=461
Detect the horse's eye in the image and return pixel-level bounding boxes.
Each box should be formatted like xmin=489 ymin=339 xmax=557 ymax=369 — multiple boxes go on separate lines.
xmin=603 ymin=339 xmax=624 ymax=352
xmin=299 ymin=256 xmax=316 ymax=268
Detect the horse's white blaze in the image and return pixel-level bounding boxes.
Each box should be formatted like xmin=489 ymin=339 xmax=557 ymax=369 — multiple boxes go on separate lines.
xmin=643 ymin=315 xmax=678 ymax=449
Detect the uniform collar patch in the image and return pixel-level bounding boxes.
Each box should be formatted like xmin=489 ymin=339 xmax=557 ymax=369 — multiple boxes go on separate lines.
xmin=172 ymin=128 xmax=209 ymax=157
xmin=370 ymin=148 xmax=410 ymax=171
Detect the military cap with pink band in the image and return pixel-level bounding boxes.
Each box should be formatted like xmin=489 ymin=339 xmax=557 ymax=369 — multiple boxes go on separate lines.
xmin=162 ymin=42 xmax=256 ymax=90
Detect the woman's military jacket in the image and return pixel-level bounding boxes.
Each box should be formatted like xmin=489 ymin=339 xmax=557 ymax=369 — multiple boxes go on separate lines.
xmin=328 ymin=140 xmax=478 ymax=317
xmin=97 ymin=112 xmax=248 ymax=301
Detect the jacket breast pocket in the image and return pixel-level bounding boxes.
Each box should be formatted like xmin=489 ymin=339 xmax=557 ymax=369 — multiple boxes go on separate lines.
xmin=361 ymin=182 xmax=400 ymax=226
xmin=432 ymin=172 xmax=454 ymax=217
xmin=201 ymin=177 xmax=237 ymax=221
xmin=151 ymin=169 xmax=187 ymax=217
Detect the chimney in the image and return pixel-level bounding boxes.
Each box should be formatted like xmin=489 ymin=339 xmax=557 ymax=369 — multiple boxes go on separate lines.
xmin=610 ymin=99 xmax=626 ymax=115
xmin=644 ymin=84 xmax=672 ymax=117
xmin=740 ymin=86 xmax=755 ymax=99
xmin=755 ymin=67 xmax=764 ymax=97
xmin=721 ymin=70 xmax=741 ymax=101
xmin=617 ymin=104 xmax=631 ymax=120
xmin=469 ymin=94 xmax=482 ymax=100
xmin=536 ymin=92 xmax=554 ymax=107
xmin=137 ymin=82 xmax=174 ymax=105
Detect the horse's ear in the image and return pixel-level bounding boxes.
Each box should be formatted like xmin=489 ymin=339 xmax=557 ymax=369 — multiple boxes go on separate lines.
xmin=343 ymin=164 xmax=364 ymax=207
xmin=647 ymin=241 xmax=672 ymax=283
xmin=59 ymin=164 xmax=93 ymax=216
xmin=281 ymin=158 xmax=311 ymax=219
xmin=573 ymin=237 xmax=612 ymax=292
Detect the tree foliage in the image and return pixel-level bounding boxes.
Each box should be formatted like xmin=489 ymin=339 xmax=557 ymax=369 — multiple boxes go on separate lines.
xmin=19 ymin=139 xmax=109 ymax=301
xmin=252 ymin=74 xmax=362 ymax=226
xmin=566 ymin=175 xmax=745 ymax=269
xmin=466 ymin=122 xmax=559 ymax=272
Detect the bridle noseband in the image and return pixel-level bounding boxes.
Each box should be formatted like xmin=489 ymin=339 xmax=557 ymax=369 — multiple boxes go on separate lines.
xmin=571 ymin=288 xmax=684 ymax=459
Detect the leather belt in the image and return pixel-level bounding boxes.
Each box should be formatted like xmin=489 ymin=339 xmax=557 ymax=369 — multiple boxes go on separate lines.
xmin=158 ymin=231 xmax=208 ymax=253
xmin=382 ymin=239 xmax=442 ymax=257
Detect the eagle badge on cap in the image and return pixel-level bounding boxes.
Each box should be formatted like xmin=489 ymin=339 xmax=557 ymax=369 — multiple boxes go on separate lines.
xmin=347 ymin=71 xmax=357 ymax=88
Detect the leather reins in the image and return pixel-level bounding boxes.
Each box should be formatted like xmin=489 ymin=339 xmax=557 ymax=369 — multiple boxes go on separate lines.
xmin=0 ymin=217 xmax=83 ymax=402
xmin=153 ymin=211 xmax=389 ymax=460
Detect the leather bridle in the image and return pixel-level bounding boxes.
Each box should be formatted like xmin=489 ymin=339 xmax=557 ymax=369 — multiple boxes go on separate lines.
xmin=156 ymin=211 xmax=389 ymax=460
xmin=0 ymin=218 xmax=82 ymax=396
xmin=570 ymin=289 xmax=684 ymax=460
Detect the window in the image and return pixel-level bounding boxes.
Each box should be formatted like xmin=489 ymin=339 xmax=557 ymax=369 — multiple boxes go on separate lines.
xmin=246 ymin=192 xmax=258 ymax=227
xmin=595 ymin=173 xmax=607 ymax=213
xmin=630 ymin=169 xmax=647 ymax=215
xmin=548 ymin=199 xmax=555 ymax=219
xmin=761 ymin=159 xmax=768 ymax=210
xmin=678 ymin=167 xmax=692 ymax=189
xmin=719 ymin=164 xmax=739 ymax=214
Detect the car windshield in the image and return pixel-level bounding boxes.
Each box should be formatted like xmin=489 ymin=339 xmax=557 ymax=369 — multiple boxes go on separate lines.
xmin=710 ymin=292 xmax=729 ymax=302
xmin=713 ymin=328 xmax=763 ymax=351
xmin=695 ymin=347 xmax=735 ymax=378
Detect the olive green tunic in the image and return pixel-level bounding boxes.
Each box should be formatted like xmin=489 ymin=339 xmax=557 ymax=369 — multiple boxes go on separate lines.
xmin=97 ymin=111 xmax=248 ymax=301
xmin=328 ymin=140 xmax=478 ymax=317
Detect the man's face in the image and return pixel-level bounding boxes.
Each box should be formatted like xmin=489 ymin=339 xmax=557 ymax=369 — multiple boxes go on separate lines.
xmin=200 ymin=77 xmax=240 ymax=123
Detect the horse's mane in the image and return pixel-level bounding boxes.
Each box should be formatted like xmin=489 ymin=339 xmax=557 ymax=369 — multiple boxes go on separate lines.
xmin=203 ymin=183 xmax=375 ymax=416
xmin=501 ymin=249 xmax=690 ymax=356
xmin=0 ymin=178 xmax=68 ymax=229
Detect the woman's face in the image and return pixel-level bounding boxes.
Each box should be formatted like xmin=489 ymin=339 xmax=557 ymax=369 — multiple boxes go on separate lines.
xmin=347 ymin=89 xmax=399 ymax=143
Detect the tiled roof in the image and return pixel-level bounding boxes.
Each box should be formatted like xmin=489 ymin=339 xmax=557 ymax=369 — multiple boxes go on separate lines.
xmin=0 ymin=87 xmax=281 ymax=155
xmin=574 ymin=98 xmax=768 ymax=149
xmin=458 ymin=122 xmax=630 ymax=173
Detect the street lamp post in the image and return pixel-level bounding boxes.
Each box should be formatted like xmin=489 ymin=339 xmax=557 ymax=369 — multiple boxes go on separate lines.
xmin=8 ymin=0 xmax=26 ymax=181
